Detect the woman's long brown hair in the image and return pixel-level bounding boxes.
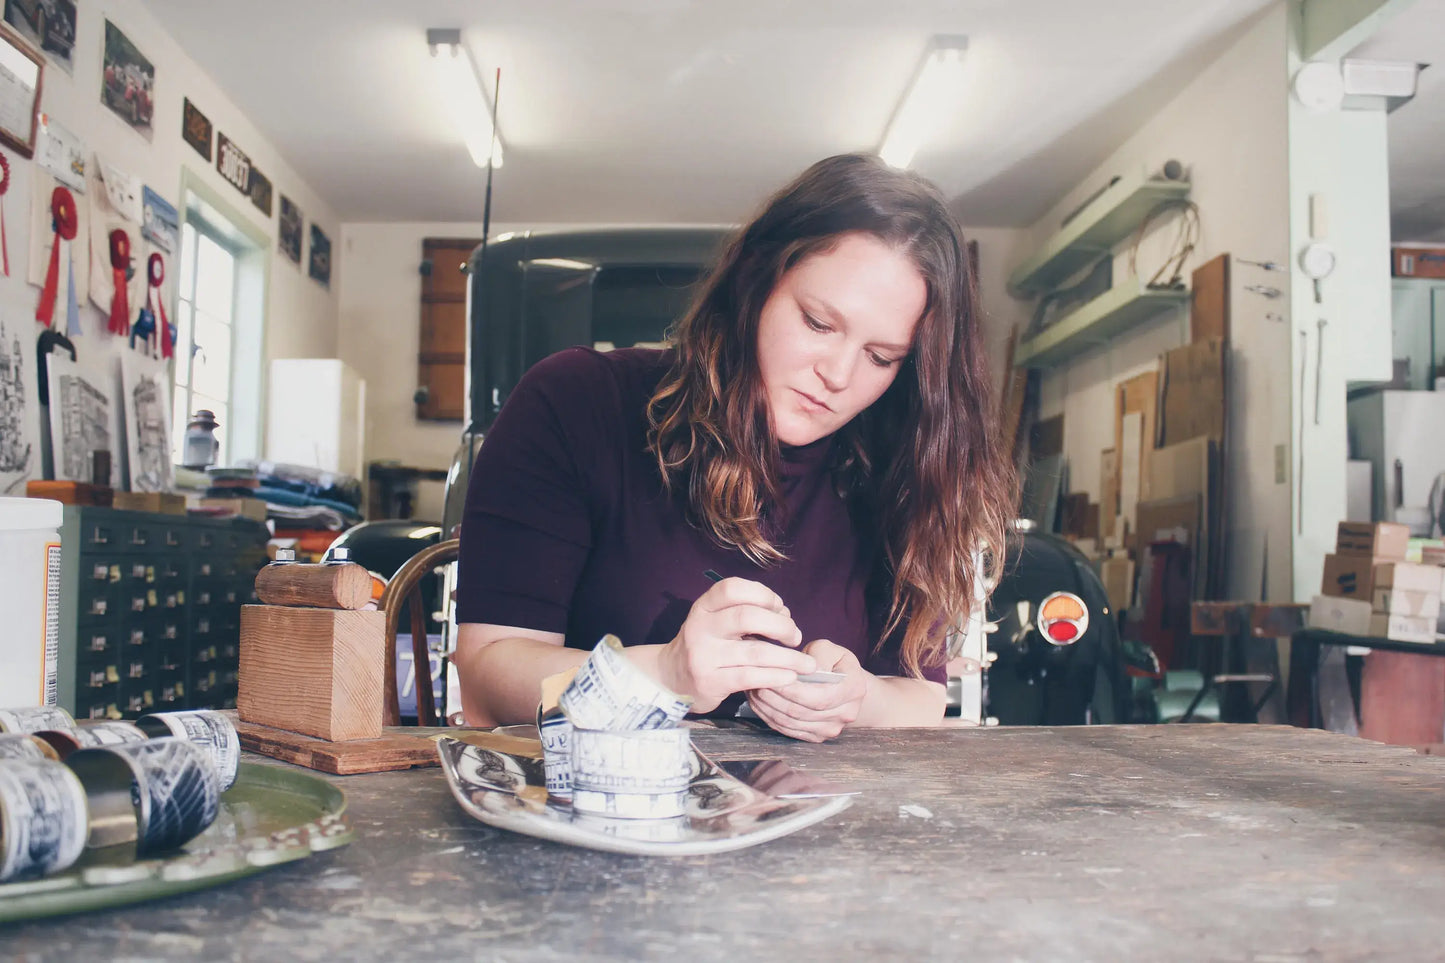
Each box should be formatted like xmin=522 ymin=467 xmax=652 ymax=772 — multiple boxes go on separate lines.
xmin=647 ymin=153 xmax=1016 ymax=676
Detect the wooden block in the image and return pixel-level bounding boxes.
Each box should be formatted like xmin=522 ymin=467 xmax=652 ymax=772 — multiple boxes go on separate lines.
xmin=1360 ymin=651 xmax=1445 ymax=746
xmin=1336 ymin=521 xmax=1409 ymax=560
xmin=231 ymin=716 xmax=543 ymax=775
xmin=112 ymin=491 xmax=187 ymax=514
xmin=199 ymin=496 xmax=267 ymax=522
xmin=26 ymin=480 xmax=112 ymax=506
xmin=1248 ymin=603 xmax=1309 ymax=639
xmin=1190 ymin=254 xmax=1230 ymax=344
xmin=254 ymin=561 xmax=372 ymax=609
xmin=238 ymin=605 xmax=385 ymax=741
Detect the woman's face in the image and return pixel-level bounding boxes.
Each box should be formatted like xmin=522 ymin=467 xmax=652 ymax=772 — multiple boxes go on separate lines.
xmin=755 ymin=232 xmax=926 ymax=447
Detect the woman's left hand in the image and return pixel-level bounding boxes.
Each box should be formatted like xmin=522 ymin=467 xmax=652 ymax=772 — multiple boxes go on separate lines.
xmin=746 ymin=640 xmax=868 ymax=743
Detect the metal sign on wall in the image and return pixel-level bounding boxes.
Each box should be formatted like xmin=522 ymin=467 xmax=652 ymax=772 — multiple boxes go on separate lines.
xmin=216 ymin=131 xmax=251 ymax=196
xmin=249 ymin=168 xmax=273 ymax=218
xmin=182 ymin=98 xmax=211 ymax=161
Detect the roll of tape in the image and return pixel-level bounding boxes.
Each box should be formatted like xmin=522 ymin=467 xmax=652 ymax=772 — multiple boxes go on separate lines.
xmin=0 ymin=706 xmax=76 ymax=734
xmin=0 ymin=760 xmax=89 ymax=881
xmin=571 ymin=728 xmax=692 ymax=795
xmin=137 ymin=710 xmax=240 ymax=791
xmin=66 ymin=738 xmax=220 ymax=856
xmin=0 ymin=733 xmax=59 ymax=761
xmin=36 ymin=721 xmax=148 ymax=760
xmin=559 ymin=635 xmax=690 ymax=731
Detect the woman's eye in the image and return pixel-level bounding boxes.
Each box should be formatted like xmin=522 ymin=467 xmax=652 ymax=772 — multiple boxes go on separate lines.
xmin=802 ymin=312 xmax=830 ymax=332
xmin=868 ymin=353 xmax=899 ymax=368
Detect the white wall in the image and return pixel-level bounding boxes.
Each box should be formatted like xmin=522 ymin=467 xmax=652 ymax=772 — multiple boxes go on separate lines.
xmin=1005 ymin=5 xmax=1293 ymax=600
xmin=0 ymin=0 xmax=337 ymax=486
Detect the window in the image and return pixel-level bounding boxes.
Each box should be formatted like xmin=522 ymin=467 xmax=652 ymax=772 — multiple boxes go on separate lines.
xmin=172 ymin=219 xmax=238 ymax=464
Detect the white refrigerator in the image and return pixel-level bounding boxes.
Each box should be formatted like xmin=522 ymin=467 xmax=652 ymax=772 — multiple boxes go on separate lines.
xmin=1348 ymin=389 xmax=1445 ymax=534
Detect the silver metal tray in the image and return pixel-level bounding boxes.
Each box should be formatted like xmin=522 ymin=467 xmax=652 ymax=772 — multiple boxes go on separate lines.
xmin=0 ymin=761 xmax=351 ymax=923
xmin=437 ymin=735 xmax=852 ymax=856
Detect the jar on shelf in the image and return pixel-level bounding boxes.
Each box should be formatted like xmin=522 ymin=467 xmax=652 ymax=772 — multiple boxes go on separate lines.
xmin=182 ymin=410 xmax=220 ymax=469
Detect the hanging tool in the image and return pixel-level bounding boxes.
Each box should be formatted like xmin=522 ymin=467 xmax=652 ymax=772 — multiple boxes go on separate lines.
xmin=1314 ymin=319 xmax=1328 ymax=425
xmin=1298 ymin=329 xmax=1308 ymax=534
xmin=1265 ymin=312 xmax=1284 ymax=323
xmin=1245 ymin=284 xmax=1282 ymax=299
xmin=1237 ymin=257 xmax=1285 ymax=272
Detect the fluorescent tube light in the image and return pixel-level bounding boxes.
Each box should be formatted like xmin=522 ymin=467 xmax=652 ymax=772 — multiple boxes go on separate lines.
xmin=877 ymin=35 xmax=969 ymax=170
xmin=427 ymin=28 xmax=503 ymax=169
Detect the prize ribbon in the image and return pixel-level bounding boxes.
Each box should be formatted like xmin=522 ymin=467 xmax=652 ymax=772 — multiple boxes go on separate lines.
xmin=108 ymin=230 xmax=131 ymax=336
xmin=35 ymin=187 xmax=78 ymax=327
xmin=148 ymin=253 xmax=173 ymax=359
xmin=0 ymin=154 xmax=10 ymax=276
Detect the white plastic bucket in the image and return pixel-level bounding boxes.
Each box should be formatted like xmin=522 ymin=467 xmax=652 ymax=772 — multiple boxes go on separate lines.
xmin=0 ymin=498 xmax=62 ymax=707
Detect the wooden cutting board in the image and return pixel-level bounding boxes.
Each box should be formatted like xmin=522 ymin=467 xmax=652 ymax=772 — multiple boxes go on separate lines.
xmin=230 ymin=714 xmax=543 ymax=775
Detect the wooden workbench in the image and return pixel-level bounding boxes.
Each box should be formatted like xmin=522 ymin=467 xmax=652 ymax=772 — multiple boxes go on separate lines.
xmin=4 ymin=724 xmax=1445 ymax=960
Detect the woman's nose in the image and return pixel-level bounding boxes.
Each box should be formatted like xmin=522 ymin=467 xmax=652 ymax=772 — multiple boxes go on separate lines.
xmin=814 ymin=347 xmax=852 ymax=392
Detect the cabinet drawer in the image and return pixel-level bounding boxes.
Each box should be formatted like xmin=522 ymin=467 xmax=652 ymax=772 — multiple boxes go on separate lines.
xmin=121 ymin=685 xmax=156 ymax=717
xmin=74 ymin=685 xmax=121 ymax=721
xmin=76 ymin=583 xmax=117 ymax=620
xmin=77 ymin=663 xmax=120 ymax=693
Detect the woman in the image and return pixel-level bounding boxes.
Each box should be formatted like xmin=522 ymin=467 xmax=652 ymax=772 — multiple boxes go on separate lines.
xmin=453 ymin=153 xmax=1014 ymax=741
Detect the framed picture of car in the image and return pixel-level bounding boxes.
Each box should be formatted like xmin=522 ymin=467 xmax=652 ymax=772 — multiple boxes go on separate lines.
xmin=0 ymin=19 xmax=43 ymax=158
xmin=3 ymin=0 xmax=76 ymax=75
xmin=100 ymin=18 xmax=154 ymax=141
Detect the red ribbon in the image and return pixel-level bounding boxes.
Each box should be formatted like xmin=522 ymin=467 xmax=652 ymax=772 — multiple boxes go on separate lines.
xmin=149 ymin=253 xmax=172 ymax=359
xmin=35 ymin=187 xmax=77 ymax=326
xmin=0 ymin=154 xmax=10 ymax=277
xmin=108 ymin=230 xmax=131 ymax=336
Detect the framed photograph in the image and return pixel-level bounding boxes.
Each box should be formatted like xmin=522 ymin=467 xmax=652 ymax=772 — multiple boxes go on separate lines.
xmin=0 ymin=19 xmax=43 ymax=158
xmin=3 ymin=0 xmax=75 ymax=76
xmin=45 ymin=352 xmax=119 ymax=485
xmin=100 ymin=19 xmax=153 ymax=141
xmin=278 ymin=195 xmax=302 ymax=264
xmin=309 ymin=224 xmax=330 ymax=287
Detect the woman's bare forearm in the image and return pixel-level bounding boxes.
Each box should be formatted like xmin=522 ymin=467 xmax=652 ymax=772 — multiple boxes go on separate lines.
xmin=454 ymin=636 xmax=590 ymax=727
xmin=851 ymin=674 xmax=947 ymax=727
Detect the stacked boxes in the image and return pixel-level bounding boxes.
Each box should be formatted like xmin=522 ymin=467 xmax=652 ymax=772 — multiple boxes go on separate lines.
xmin=1317 ymin=522 xmax=1442 ymax=644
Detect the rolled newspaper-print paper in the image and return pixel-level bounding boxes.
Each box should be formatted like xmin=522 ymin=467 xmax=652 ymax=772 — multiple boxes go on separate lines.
xmin=0 ymin=759 xmax=89 ymax=881
xmin=571 ymin=787 xmax=689 ymax=820
xmin=35 ymin=721 xmax=148 ymax=760
xmin=538 ymin=708 xmax=574 ymax=799
xmin=0 ymin=706 xmax=76 ymax=735
xmin=66 ymin=738 xmax=220 ymax=856
xmin=136 ymin=710 xmax=240 ymax=792
xmin=0 ymin=733 xmax=60 ymax=761
xmin=559 ymin=635 xmax=691 ymax=731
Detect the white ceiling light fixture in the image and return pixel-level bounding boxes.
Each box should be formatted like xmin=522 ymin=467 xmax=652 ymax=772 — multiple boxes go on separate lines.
xmin=877 ymin=35 xmax=969 ymax=170
xmin=427 ymin=27 xmax=503 ymax=169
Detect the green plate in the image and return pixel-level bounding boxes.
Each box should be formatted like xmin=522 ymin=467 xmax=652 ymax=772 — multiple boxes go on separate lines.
xmin=0 ymin=762 xmax=352 ymax=923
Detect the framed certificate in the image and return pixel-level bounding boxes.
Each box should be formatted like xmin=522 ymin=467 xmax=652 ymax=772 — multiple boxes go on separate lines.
xmin=0 ymin=21 xmax=42 ymax=158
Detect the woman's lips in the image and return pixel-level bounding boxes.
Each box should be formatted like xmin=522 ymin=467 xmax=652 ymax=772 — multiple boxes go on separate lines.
xmin=792 ymin=388 xmax=831 ymax=413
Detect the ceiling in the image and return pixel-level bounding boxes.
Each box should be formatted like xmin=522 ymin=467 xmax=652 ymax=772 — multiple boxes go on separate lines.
xmin=1353 ymin=0 xmax=1445 ymax=243
xmin=140 ymin=0 xmax=1279 ymax=227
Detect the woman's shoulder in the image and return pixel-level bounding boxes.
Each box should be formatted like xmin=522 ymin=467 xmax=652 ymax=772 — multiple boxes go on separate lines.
xmin=522 ymin=345 xmax=672 ymax=411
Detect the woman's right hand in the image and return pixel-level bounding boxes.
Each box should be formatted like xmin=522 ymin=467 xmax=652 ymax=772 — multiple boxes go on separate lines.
xmin=655 ymin=577 xmax=816 ymax=713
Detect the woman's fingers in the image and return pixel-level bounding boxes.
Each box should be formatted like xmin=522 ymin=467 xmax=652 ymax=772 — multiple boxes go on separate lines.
xmin=749 ymin=686 xmax=853 ymax=725
xmin=724 ymin=605 xmax=803 ymax=648
xmin=713 ymin=665 xmax=809 ymax=693
xmin=747 ymin=696 xmax=840 ymax=743
xmin=702 ymin=577 xmax=788 ymax=614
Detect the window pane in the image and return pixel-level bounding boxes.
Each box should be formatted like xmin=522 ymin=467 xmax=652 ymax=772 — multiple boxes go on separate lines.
xmin=174 ymin=301 xmax=193 ymax=388
xmin=195 ymin=235 xmax=235 ymax=321
xmin=192 ymin=311 xmax=231 ymax=401
xmin=179 ymin=222 xmax=196 ymax=297
xmin=172 ymin=390 xmax=190 ymax=466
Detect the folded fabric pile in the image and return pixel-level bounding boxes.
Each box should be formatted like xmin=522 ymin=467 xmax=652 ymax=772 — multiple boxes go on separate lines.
xmin=204 ymin=461 xmax=364 ymax=531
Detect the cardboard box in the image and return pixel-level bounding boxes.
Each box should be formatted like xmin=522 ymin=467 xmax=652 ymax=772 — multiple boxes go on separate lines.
xmin=1321 ymin=554 xmax=1379 ymax=600
xmin=1099 ymin=555 xmax=1135 ymax=613
xmin=1374 ymin=588 xmax=1442 ymax=622
xmin=1368 ymin=613 xmax=1437 ymax=645
xmin=1336 ymin=521 xmax=1409 ymax=560
xmin=1392 ymin=246 xmax=1445 ymax=279
xmin=1375 ymin=561 xmax=1442 ymax=594
xmin=1310 ymin=594 xmax=1373 ymax=636
xmin=1158 ymin=338 xmax=1225 ymax=448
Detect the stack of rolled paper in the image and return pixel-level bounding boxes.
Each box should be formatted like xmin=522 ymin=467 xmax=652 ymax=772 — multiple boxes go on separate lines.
xmin=538 ymin=635 xmax=695 ymax=819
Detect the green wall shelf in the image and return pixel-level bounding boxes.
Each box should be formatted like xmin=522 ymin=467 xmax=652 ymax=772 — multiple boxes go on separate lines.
xmin=1014 ymin=280 xmax=1189 ymax=369
xmin=1007 ymin=170 xmax=1191 ymax=297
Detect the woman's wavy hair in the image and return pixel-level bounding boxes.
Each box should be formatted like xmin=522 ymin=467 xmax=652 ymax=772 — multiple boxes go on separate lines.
xmin=647 ymin=153 xmax=1016 ymax=676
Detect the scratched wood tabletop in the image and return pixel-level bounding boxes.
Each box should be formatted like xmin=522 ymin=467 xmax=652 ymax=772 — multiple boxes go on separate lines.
xmin=5 ymin=725 xmax=1444 ymax=962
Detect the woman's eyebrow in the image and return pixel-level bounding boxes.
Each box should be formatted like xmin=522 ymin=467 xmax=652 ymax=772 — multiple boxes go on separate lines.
xmin=803 ymin=295 xmax=910 ymax=354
